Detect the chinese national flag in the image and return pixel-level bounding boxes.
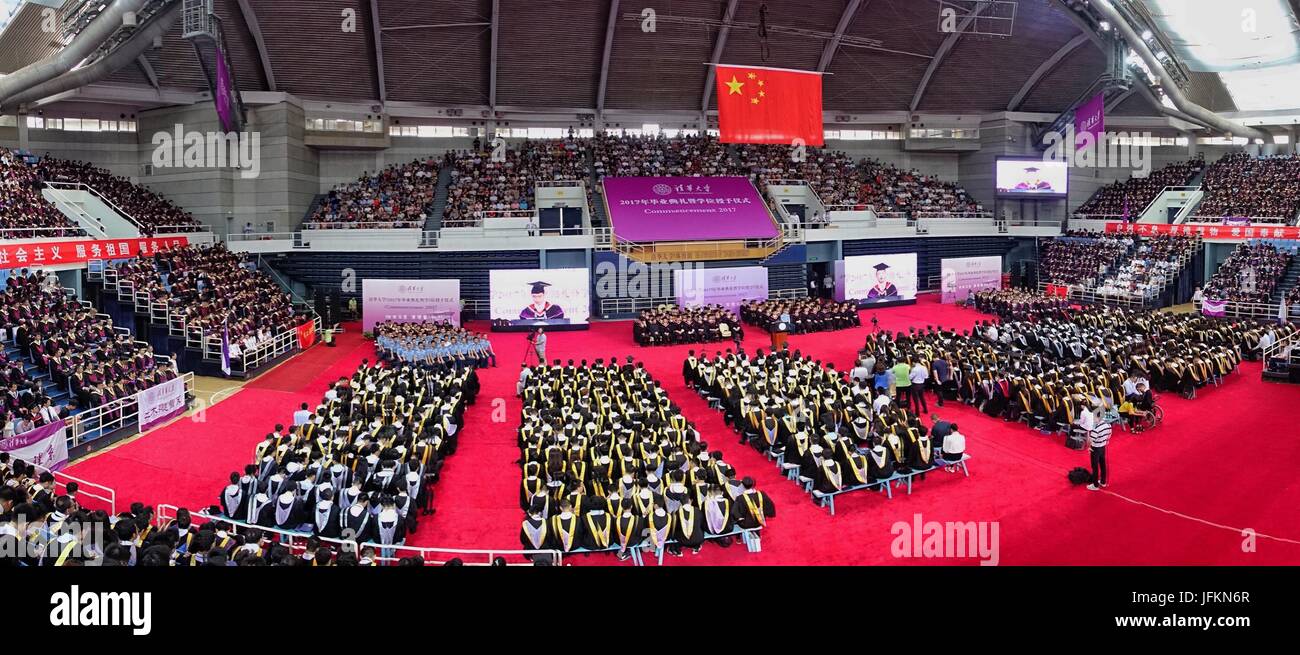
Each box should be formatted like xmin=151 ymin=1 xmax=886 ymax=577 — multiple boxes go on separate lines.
xmin=715 ymin=65 xmax=824 ymax=146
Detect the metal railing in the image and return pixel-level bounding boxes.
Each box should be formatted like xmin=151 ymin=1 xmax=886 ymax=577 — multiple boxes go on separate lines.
xmin=199 ymin=315 xmax=318 ymax=373
xmin=1186 ymin=216 xmax=1290 ymax=225
xmin=155 ymin=504 xmax=561 ymax=566
xmin=40 ymin=182 xmax=107 ymax=238
xmin=1263 ymin=327 xmax=1299 ymax=362
xmin=1195 ymin=298 xmax=1296 ymax=320
xmin=913 ymin=211 xmax=994 ymax=220
xmin=1038 ymin=280 xmax=1152 ymax=309
xmin=0 ymin=226 xmax=90 ymax=240
xmin=64 ymin=372 xmax=196 ymax=448
xmin=29 ymin=461 xmax=117 ymax=515
xmin=302 ymin=220 xmax=425 ymax=230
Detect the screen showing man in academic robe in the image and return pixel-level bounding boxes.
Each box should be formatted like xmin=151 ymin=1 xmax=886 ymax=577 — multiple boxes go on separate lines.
xmin=839 ymin=253 xmax=918 ymax=304
xmin=490 ymin=268 xmax=591 ymax=326
xmin=995 ymin=159 xmax=1068 ymax=197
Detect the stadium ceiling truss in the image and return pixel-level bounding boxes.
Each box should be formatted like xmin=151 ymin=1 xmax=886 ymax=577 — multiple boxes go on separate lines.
xmin=0 ymin=0 xmax=1206 ymax=122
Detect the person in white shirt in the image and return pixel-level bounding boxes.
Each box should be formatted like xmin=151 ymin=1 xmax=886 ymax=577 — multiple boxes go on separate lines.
xmin=1087 ymin=406 xmax=1111 ymax=490
xmin=850 ymin=362 xmax=871 ymax=383
xmin=940 ymin=425 xmax=965 ymax=472
xmin=872 ymin=392 xmax=892 ymax=415
xmin=517 ymin=364 xmax=532 ymax=396
xmin=907 ymin=361 xmax=929 ymax=414
xmin=292 ymin=403 xmax=312 ymax=426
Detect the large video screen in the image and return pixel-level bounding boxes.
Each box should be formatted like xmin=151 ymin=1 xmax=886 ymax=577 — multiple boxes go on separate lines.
xmin=490 ymin=268 xmax=590 ymax=326
xmin=839 ymin=253 xmax=918 ymax=305
xmin=996 ymin=159 xmax=1068 ymax=197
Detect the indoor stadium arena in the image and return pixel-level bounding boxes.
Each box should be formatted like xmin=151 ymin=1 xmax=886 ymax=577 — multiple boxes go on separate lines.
xmin=2 ymin=0 xmax=1298 ymax=633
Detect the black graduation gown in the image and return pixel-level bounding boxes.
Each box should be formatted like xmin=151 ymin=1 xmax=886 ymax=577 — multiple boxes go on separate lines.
xmin=580 ymin=512 xmax=615 ymax=551
xmin=731 ymin=490 xmax=775 ymax=529
xmin=672 ymin=506 xmax=706 ymax=548
xmin=550 ymin=512 xmax=584 ymax=552
xmin=866 ymin=446 xmax=895 ymax=481
xmin=341 ymin=505 xmax=375 ymax=543
xmin=521 ymin=517 xmax=549 ymax=551
xmin=310 ymin=502 xmax=342 ymax=539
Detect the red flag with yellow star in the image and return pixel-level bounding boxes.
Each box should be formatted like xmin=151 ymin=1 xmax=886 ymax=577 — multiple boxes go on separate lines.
xmin=715 ymin=64 xmax=824 ymax=146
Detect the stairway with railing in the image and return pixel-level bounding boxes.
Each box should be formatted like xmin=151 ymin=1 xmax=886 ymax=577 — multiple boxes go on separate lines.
xmin=296 ymin=193 xmax=326 ymax=231
xmin=425 ymin=164 xmax=454 ymax=232
xmin=1269 ymin=255 xmax=1300 ymax=305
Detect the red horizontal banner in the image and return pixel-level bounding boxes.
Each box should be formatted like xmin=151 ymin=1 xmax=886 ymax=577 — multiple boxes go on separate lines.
xmin=1105 ymin=221 xmax=1300 ymax=240
xmin=0 ymin=236 xmax=190 ymax=270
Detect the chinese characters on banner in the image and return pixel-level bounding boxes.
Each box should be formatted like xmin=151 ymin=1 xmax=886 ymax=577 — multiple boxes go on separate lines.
xmin=1105 ymin=222 xmax=1300 ymax=240
xmin=0 ymin=420 xmax=70 ymax=471
xmin=0 ymin=236 xmax=191 ymax=270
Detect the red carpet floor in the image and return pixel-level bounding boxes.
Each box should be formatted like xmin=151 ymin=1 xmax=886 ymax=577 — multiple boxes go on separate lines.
xmin=68 ymin=298 xmax=1300 ymax=565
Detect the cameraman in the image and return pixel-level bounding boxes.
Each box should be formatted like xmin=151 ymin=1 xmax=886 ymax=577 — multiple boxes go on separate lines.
xmin=530 ymin=327 xmax=547 ymax=363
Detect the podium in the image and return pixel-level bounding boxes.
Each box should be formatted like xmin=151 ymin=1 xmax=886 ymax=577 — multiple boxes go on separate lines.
xmin=770 ymin=321 xmax=790 ymax=350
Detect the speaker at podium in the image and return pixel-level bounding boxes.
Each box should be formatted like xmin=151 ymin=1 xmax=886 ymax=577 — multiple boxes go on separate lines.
xmin=771 ymin=312 xmax=791 ymax=350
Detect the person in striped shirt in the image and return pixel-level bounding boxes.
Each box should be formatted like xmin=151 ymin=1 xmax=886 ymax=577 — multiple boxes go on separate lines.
xmin=1087 ymin=404 xmax=1111 ymax=490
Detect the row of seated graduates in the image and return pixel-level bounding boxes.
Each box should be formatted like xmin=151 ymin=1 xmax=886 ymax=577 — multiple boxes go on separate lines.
xmin=5 ymin=268 xmax=171 ymax=410
xmin=632 ymin=304 xmax=741 ymax=346
xmin=683 ymin=347 xmax=938 ymax=497
xmin=216 ymin=358 xmax=478 ymax=548
xmin=866 ymin=299 xmax=1251 ymax=434
xmin=739 ymin=297 xmax=861 ymax=334
xmin=969 ymin=288 xmax=1071 ymax=322
xmin=517 ymin=356 xmax=775 ymax=560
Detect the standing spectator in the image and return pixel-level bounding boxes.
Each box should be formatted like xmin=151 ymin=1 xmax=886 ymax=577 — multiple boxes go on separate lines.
xmin=908 ymin=359 xmax=929 ymax=414
xmin=1087 ymin=405 xmax=1111 ymax=490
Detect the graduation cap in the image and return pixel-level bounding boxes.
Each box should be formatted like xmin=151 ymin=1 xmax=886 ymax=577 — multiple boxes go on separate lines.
xmin=873 ymin=262 xmax=890 ymax=271
xmin=528 ymin=281 xmax=552 ymax=294
xmin=1023 ymin=166 xmax=1040 ymax=172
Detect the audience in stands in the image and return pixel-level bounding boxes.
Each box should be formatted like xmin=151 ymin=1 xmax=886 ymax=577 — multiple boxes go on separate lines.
xmin=858 ymin=158 xmax=983 ymax=216
xmin=1093 ymin=234 xmax=1198 ymax=300
xmin=593 ymin=134 xmax=737 ymax=181
xmin=740 ymin=297 xmax=860 ymax=334
xmin=109 ymin=243 xmax=298 ymax=348
xmin=375 ymin=321 xmax=496 ymax=368
xmin=1203 ymin=242 xmax=1294 ymax=304
xmin=1195 ymin=153 xmax=1300 ymax=223
xmin=444 ymin=137 xmax=589 ymax=227
xmin=1 ymin=269 xmax=171 ymax=414
xmin=38 ymin=157 xmax=202 ymax=234
xmin=0 ymin=148 xmax=86 ymax=239
xmin=517 ymin=357 xmax=774 ymax=560
xmin=633 ymin=305 xmax=741 ymax=346
xmin=1075 ymin=158 xmax=1204 ymax=218
xmin=1039 ymin=231 xmax=1133 ymax=286
xmin=308 ymin=158 xmax=438 ymax=229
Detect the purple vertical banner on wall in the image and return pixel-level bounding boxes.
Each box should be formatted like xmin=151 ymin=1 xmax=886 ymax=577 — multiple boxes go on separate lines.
xmin=673 ymin=266 xmax=769 ymax=316
xmin=215 ymin=46 xmax=235 ymax=133
xmin=1074 ymin=92 xmax=1104 ymax=150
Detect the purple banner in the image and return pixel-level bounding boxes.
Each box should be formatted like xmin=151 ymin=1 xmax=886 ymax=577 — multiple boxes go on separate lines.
xmin=139 ymin=377 xmax=187 ymax=432
xmin=1074 ymin=92 xmax=1104 ymax=151
xmin=603 ymin=176 xmax=779 ymax=242
xmin=1201 ymin=298 xmax=1228 ymax=317
xmin=216 ymin=46 xmax=235 ymax=133
xmin=940 ymin=256 xmax=1002 ymax=304
xmin=673 ymin=265 xmax=769 ymax=315
xmin=363 ymin=279 xmax=462 ymax=332
xmin=0 ymin=420 xmax=69 ymax=472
